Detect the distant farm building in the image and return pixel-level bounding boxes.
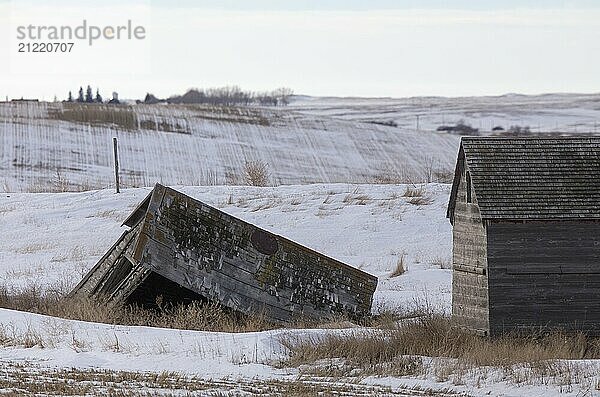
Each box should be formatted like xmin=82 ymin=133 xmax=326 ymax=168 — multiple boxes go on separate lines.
xmin=71 ymin=184 xmax=377 ymax=323
xmin=447 ymin=137 xmax=600 ymax=336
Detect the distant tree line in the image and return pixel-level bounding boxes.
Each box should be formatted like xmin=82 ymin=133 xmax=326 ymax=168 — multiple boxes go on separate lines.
xmin=437 ymin=120 xmax=479 ymax=134
xmin=141 ymin=86 xmax=294 ymax=107
xmin=65 ymin=86 xmax=120 ymax=104
xmin=437 ymin=120 xmax=532 ymax=135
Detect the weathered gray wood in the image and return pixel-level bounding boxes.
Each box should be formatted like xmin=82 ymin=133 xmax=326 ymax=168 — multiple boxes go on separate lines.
xmin=487 ymin=221 xmax=600 ymax=335
xmin=122 ymin=190 xmax=152 ymax=227
xmin=451 ymin=165 xmax=490 ymax=334
xmin=70 ymin=223 xmax=148 ymax=304
xmin=72 ymin=184 xmax=377 ymax=324
xmin=70 ymin=225 xmax=138 ymax=299
xmin=448 ymin=137 xmax=600 ymax=336
xmin=132 ymin=184 xmax=377 ymax=322
xmin=447 ymin=137 xmax=600 ymax=221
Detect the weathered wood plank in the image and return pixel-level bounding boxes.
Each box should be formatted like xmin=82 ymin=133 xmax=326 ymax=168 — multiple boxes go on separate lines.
xmin=70 ymin=224 xmax=142 ymax=300
xmin=132 ymin=184 xmax=378 ymax=322
xmin=451 ymin=165 xmax=490 ymax=334
xmin=487 ymin=221 xmax=600 ymax=335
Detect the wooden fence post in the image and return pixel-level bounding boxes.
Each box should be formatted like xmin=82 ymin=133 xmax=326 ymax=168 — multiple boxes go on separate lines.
xmin=113 ymin=137 xmax=120 ymax=193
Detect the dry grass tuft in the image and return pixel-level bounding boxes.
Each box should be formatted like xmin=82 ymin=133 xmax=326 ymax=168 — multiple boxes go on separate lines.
xmin=432 ymin=256 xmax=452 ymax=270
xmin=403 ymin=186 xmax=433 ymax=205
xmin=408 ymin=196 xmax=433 ymax=206
xmin=243 ymin=160 xmax=270 ymax=187
xmin=389 ymin=254 xmax=407 ymax=277
xmin=343 ymin=194 xmax=371 ymax=205
xmin=25 ymin=171 xmax=104 ymax=193
xmin=342 ymin=187 xmax=371 ymax=205
xmin=403 ymin=185 xmax=426 ymax=197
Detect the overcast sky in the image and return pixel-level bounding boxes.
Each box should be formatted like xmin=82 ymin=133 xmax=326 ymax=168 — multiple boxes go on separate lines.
xmin=0 ymin=0 xmax=599 ymax=100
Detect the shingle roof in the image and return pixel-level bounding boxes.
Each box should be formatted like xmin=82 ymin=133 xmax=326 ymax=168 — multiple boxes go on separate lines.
xmin=447 ymin=137 xmax=600 ymax=221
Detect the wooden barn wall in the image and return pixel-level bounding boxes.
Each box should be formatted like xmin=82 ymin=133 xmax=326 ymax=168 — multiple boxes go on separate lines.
xmin=487 ymin=221 xmax=600 ymax=335
xmin=133 ymin=184 xmax=378 ymax=323
xmin=451 ymin=163 xmax=490 ymax=334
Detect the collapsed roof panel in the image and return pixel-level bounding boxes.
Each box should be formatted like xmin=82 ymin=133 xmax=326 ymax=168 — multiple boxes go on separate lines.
xmin=71 ymin=184 xmax=378 ymax=323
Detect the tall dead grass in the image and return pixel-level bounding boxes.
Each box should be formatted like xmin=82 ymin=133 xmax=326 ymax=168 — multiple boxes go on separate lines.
xmin=284 ymin=315 xmax=600 ymax=366
xmin=403 ymin=185 xmax=433 ymax=205
xmin=25 ymin=170 xmax=104 ymax=193
xmin=0 ymin=284 xmax=273 ymax=333
xmin=0 ymin=283 xmax=392 ymax=333
xmin=49 ymin=103 xmax=138 ymax=130
xmin=389 ymin=254 xmax=407 ymax=277
xmin=281 ymin=313 xmax=600 ymax=386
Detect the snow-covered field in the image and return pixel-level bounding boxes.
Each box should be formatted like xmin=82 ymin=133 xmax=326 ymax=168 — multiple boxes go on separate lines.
xmin=0 ymin=102 xmax=459 ymax=192
xmin=4 ymin=93 xmax=599 ymax=193
xmin=2 ymin=306 xmax=597 ymax=397
xmin=290 ymin=93 xmax=600 ymax=133
xmin=0 ymin=184 xmax=598 ymax=396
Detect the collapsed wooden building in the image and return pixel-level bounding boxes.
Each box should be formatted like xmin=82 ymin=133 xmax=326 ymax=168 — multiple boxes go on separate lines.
xmin=448 ymin=137 xmax=600 ymax=336
xmin=71 ymin=184 xmax=378 ymax=323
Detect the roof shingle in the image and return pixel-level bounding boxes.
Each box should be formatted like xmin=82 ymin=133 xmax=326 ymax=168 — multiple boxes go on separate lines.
xmin=448 ymin=137 xmax=600 ymax=220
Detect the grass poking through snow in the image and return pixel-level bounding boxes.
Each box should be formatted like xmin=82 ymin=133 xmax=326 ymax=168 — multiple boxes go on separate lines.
xmin=389 ymin=254 xmax=407 ymax=277
xmin=281 ymin=312 xmax=600 ymax=389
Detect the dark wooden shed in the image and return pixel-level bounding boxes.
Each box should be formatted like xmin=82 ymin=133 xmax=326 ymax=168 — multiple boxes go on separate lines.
xmin=447 ymin=137 xmax=600 ymax=336
xmin=71 ymin=184 xmax=377 ymax=323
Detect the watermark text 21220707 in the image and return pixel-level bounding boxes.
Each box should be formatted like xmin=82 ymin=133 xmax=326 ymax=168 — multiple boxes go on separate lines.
xmin=18 ymin=42 xmax=74 ymax=53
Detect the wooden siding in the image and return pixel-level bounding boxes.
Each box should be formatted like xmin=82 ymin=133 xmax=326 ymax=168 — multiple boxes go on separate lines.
xmin=451 ymin=163 xmax=490 ymax=334
xmin=447 ymin=137 xmax=600 ymax=335
xmin=132 ymin=184 xmax=377 ymax=322
xmin=487 ymin=221 xmax=600 ymax=335
xmin=72 ymin=184 xmax=377 ymax=323
xmin=134 ymin=185 xmax=377 ymax=322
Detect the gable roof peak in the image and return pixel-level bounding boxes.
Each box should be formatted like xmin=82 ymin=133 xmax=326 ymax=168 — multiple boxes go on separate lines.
xmin=447 ymin=136 xmax=600 ymax=221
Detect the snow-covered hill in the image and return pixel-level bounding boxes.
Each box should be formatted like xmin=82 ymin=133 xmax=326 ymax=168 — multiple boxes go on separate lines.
xmin=3 ymin=93 xmax=598 ymax=193
xmin=0 ymin=102 xmax=459 ymax=192
xmin=290 ymin=93 xmax=600 ymax=133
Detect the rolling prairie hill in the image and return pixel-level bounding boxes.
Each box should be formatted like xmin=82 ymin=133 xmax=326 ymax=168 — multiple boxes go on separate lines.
xmin=0 ymin=102 xmax=459 ymax=192
xmin=290 ymin=92 xmax=600 ymax=133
